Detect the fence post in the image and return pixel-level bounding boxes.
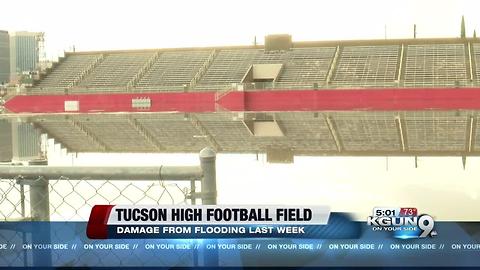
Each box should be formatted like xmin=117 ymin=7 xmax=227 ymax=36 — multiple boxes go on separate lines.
xmin=199 ymin=147 xmax=217 ymax=205
xmin=199 ymin=147 xmax=218 ymax=267
xmin=28 ymin=160 xmax=50 ymax=221
xmin=29 ymin=177 xmax=50 ymax=221
xmin=27 ymin=159 xmax=52 ymax=267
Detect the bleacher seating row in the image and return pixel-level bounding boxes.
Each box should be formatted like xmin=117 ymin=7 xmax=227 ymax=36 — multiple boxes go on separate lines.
xmin=332 ymin=45 xmax=399 ymax=87
xmin=32 ymin=40 xmax=480 ymax=93
xmin=404 ymin=44 xmax=468 ymax=87
xmin=32 ymin=111 xmax=472 ymax=154
xmin=36 ymin=54 xmax=102 ymax=88
xmin=472 ymin=44 xmax=480 ymax=84
xmin=277 ymin=47 xmax=336 ymax=86
xmin=78 ymin=52 xmax=155 ymax=87
xmin=137 ymin=50 xmax=211 ymax=89
xmin=196 ymin=49 xmax=260 ymax=88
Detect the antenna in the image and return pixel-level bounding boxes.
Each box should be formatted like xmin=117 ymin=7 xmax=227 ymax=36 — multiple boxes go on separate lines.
xmin=413 ymin=24 xmax=417 ymax=39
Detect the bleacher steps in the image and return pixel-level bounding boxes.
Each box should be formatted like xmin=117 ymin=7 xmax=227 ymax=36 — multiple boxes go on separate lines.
xmin=189 ymin=49 xmax=218 ymax=90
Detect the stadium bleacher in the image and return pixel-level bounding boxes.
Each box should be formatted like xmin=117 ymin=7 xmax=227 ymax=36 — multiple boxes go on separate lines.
xmin=35 ymin=54 xmax=102 ymax=89
xmin=472 ymin=44 xmax=480 ymax=85
xmin=31 ymin=38 xmax=480 ymax=93
xmin=405 ymin=111 xmax=467 ymax=151
xmin=404 ymin=43 xmax=469 ymax=87
xmin=331 ymin=45 xmax=400 ymax=87
xmin=196 ymin=49 xmax=261 ymax=90
xmin=136 ymin=50 xmax=212 ymax=91
xmin=276 ymin=47 xmax=336 ymax=88
xmin=22 ymin=37 xmax=480 ymax=156
xmin=331 ymin=112 xmax=401 ymax=151
xmin=77 ymin=52 xmax=155 ymax=88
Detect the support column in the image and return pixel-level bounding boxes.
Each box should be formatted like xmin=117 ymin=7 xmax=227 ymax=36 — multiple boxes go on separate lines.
xmin=27 ymin=159 xmax=51 ymax=267
xmin=199 ymin=147 xmax=217 ymax=267
xmin=28 ymin=177 xmax=50 ymax=221
xmin=199 ymin=147 xmax=217 ymax=205
xmin=27 ymin=160 xmax=50 ymax=221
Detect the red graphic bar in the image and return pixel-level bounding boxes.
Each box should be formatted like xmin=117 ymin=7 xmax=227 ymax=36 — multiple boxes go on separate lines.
xmin=5 ymin=88 xmax=480 ymax=114
xmin=5 ymin=92 xmax=216 ymax=113
xmin=86 ymin=205 xmax=115 ymax=239
xmin=241 ymin=88 xmax=480 ymax=111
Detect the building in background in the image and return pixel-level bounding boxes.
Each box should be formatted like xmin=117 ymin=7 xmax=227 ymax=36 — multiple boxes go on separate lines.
xmin=0 ymin=30 xmax=9 ymax=84
xmin=9 ymin=31 xmax=45 ymax=82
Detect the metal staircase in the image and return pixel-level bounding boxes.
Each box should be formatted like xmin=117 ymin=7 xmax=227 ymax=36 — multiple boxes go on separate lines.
xmin=189 ymin=49 xmax=218 ymax=90
xmin=127 ymin=51 xmax=162 ymax=91
xmin=69 ymin=54 xmax=105 ymax=88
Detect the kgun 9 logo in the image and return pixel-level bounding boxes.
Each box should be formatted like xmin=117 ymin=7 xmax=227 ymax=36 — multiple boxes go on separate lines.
xmin=367 ymin=214 xmax=436 ymax=238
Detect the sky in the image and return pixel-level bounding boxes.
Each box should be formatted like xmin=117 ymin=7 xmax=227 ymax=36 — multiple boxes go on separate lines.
xmin=2 ymin=0 xmax=480 ymax=221
xmin=1 ymin=0 xmax=480 ymax=59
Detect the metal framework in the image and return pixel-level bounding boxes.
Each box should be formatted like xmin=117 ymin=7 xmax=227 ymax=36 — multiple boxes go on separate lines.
xmin=0 ymin=147 xmax=217 ymax=221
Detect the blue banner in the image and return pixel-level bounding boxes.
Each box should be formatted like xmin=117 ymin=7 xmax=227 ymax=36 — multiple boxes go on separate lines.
xmin=1 ymin=218 xmax=480 ymax=267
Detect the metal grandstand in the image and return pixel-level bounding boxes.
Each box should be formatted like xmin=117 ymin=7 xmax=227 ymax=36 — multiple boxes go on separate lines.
xmin=3 ymin=36 xmax=480 ymax=158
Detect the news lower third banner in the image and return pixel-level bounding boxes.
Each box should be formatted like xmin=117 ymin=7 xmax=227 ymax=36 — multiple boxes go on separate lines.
xmin=1 ymin=205 xmax=480 ymax=268
xmin=87 ymin=205 xmax=337 ymax=239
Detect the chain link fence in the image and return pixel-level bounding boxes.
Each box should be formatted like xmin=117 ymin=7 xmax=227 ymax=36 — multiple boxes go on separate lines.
xmin=1 ymin=177 xmax=194 ymax=221
xmin=0 ymin=178 xmax=25 ymax=221
xmin=0 ymin=147 xmax=217 ymax=267
xmin=0 ymin=177 xmax=200 ymax=267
